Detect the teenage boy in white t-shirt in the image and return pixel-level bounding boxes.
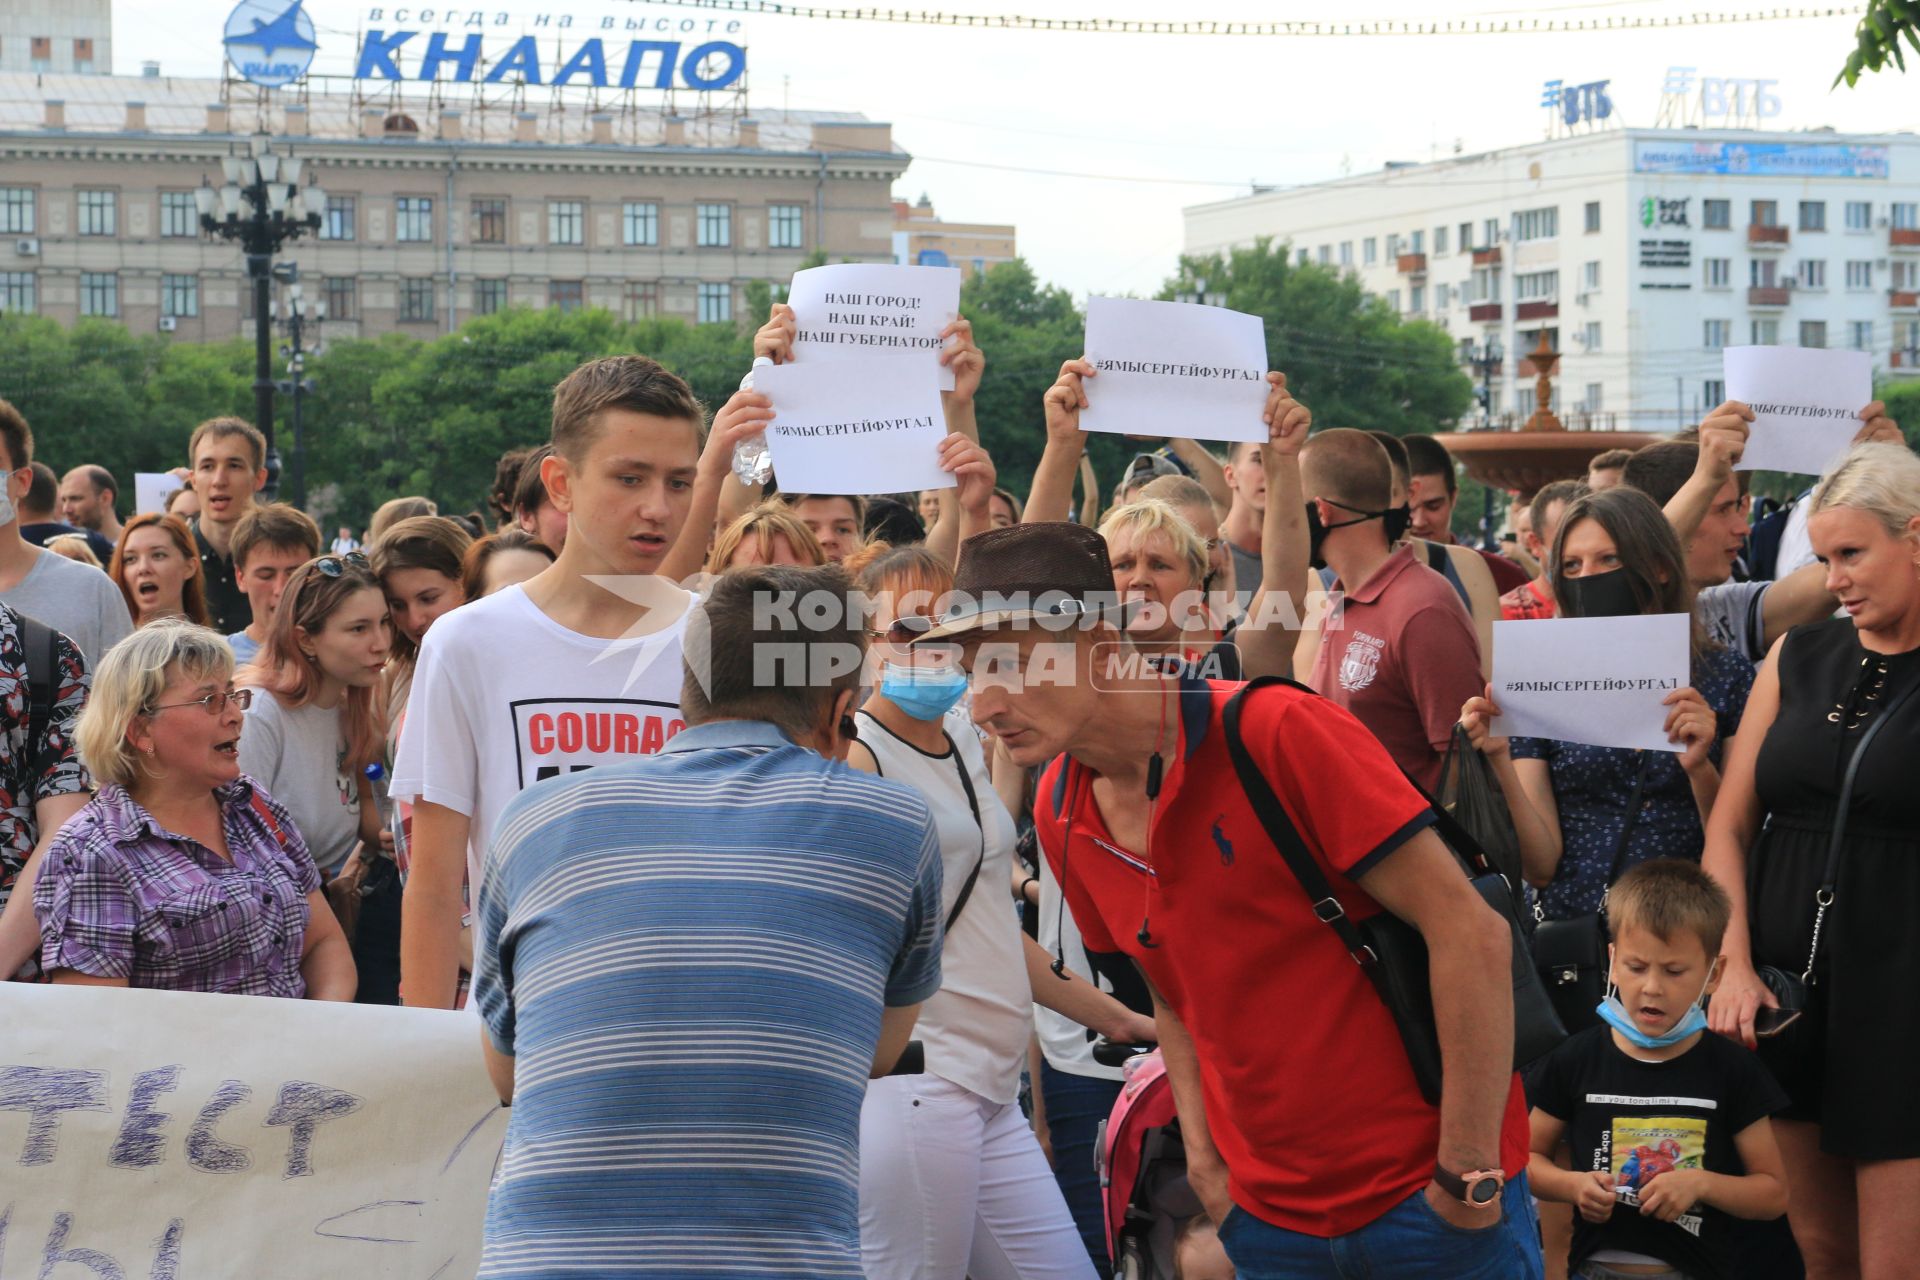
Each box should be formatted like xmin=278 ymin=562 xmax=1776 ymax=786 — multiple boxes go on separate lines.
xmin=394 ymin=354 xmax=770 ymax=1008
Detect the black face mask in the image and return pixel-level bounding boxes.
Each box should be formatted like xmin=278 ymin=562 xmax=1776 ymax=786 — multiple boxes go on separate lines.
xmin=1305 ymin=499 xmax=1410 ymax=569
xmin=1557 ymin=567 xmax=1643 ymax=618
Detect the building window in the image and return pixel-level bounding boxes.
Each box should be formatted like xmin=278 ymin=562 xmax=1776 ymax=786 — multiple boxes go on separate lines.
xmin=1363 ymin=238 xmax=1377 ymax=266
xmin=1584 ymin=382 xmax=1604 ymax=411
xmin=160 ymin=274 xmax=198 ymax=318
xmin=1704 ymin=258 xmax=1731 ymax=289
xmin=0 ymin=272 xmax=34 ymax=314
xmin=1751 ymin=318 xmax=1779 ymax=346
xmin=1515 ymin=207 xmax=1558 ymax=241
xmin=1582 ymin=261 xmax=1601 ymax=291
xmin=156 ymin=192 xmax=195 ymax=239
xmin=1799 ymin=201 xmax=1827 ymax=232
xmin=399 ymin=278 xmax=436 ymax=322
xmin=1409 ymin=284 xmax=1425 ymax=312
xmin=1704 ymin=319 xmax=1731 ymax=349
xmin=548 ymin=279 xmax=584 ymax=312
xmin=1434 ymin=225 xmax=1448 ymax=256
xmin=1296 ymin=247 xmax=1310 ymax=266
xmin=1800 ymin=260 xmax=1827 ymax=290
xmin=622 ymin=281 xmax=659 ymax=320
xmin=1751 ymin=199 xmax=1778 ymax=228
xmin=1338 ymin=241 xmax=1353 ymax=266
xmin=77 ymin=190 xmax=116 ymax=236
xmin=73 ymin=38 xmax=93 ymax=70
xmin=1847 ymin=260 xmax=1874 ymax=290
xmin=1896 ymin=261 xmax=1920 ymax=290
xmin=1436 ymin=283 xmax=1451 ymax=309
xmin=0 ymin=188 xmax=33 ymax=235
xmin=396 ymin=197 xmax=433 ymax=243
xmin=321 ymin=195 xmax=355 ymax=242
xmin=1704 ymin=199 xmax=1731 ymax=230
xmin=29 ymin=37 xmax=50 ymax=72
xmin=1704 ymin=378 xmax=1725 ymax=405
xmin=1900 ymin=321 xmax=1920 ymax=356
xmin=1514 ymin=270 xmax=1558 ymax=301
xmin=613 ymin=202 xmax=658 ymax=248
xmin=696 ymin=203 xmax=732 ymax=248
xmin=1846 ymin=200 xmax=1873 ymax=232
xmin=1387 ymin=289 xmax=1401 ymax=312
xmin=548 ymin=201 xmax=584 ymax=246
xmin=768 ymin=204 xmax=804 ymax=249
xmin=1800 ymin=320 xmax=1828 ymax=348
xmin=697 ymin=282 xmax=732 ymax=324
xmin=1469 ymin=267 xmax=1499 ymax=303
xmin=473 ymin=278 xmax=506 ymax=316
xmin=1751 ymin=259 xmax=1779 ymax=288
xmin=1895 ymin=203 xmax=1920 ymax=231
xmin=1459 ymin=221 xmax=1474 ymax=251
xmin=1385 ymin=234 xmax=1401 ymax=259
xmin=1851 ymin=320 xmax=1874 ymax=350
xmin=79 ymin=272 xmax=117 ymax=317
xmin=472 ymin=198 xmax=506 ymax=244
xmin=323 ymin=276 xmax=355 ymax=320
xmin=1317 ymin=245 xmax=1331 ymax=265
xmin=1582 ymin=321 xmax=1601 ymax=351
xmin=1410 ymin=229 xmax=1425 ymax=255
xmin=1584 ymin=201 xmax=1601 ymax=233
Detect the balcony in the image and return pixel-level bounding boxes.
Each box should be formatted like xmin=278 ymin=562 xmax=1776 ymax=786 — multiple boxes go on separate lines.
xmin=1892 ymin=228 xmax=1920 ymax=250
xmin=1472 ymin=246 xmax=1502 ymax=266
xmin=1468 ymin=302 xmax=1503 ymax=323
xmin=1515 ymin=299 xmax=1559 ymax=321
xmin=1891 ymin=290 xmax=1920 ymax=310
xmin=1748 ymin=224 xmax=1789 ymax=248
xmin=1748 ymin=286 xmax=1791 ymax=307
xmin=1396 ymin=253 xmax=1427 ymax=276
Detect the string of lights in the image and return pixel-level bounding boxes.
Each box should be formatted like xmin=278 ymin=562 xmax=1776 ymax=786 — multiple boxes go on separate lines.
xmin=630 ymin=0 xmax=1865 ymax=37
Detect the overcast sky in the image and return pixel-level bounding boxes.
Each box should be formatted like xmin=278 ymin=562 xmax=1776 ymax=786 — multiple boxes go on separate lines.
xmin=110 ymin=0 xmax=1920 ymax=297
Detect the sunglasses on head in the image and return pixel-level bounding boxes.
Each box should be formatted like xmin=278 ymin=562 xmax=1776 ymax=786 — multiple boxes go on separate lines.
xmin=315 ymin=552 xmax=369 ymax=578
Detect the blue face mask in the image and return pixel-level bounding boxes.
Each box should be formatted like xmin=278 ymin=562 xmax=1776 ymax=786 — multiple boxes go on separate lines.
xmin=880 ymin=662 xmax=969 ymax=722
xmin=1595 ymin=952 xmax=1715 ymax=1050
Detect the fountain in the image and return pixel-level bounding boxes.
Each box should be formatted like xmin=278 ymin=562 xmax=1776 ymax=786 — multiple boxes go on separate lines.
xmin=1435 ymin=332 xmax=1664 ymax=500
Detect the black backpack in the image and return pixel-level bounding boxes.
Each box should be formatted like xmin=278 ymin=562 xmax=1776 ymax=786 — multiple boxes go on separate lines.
xmin=17 ymin=614 xmax=60 ymax=782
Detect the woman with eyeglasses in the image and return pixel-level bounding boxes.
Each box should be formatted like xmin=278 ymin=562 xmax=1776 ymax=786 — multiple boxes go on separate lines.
xmin=237 ymin=553 xmax=392 ymax=890
xmin=32 ymin=619 xmax=353 ymax=998
xmin=844 ymin=544 xmax=1152 ymax=1280
xmin=109 ymin=513 xmax=211 ymax=629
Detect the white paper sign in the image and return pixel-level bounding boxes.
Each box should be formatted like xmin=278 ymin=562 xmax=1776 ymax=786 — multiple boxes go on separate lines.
xmin=1491 ymin=614 xmax=1691 ymax=753
xmin=1723 ymin=344 xmax=1870 ymax=476
xmin=787 ymin=263 xmax=962 ymax=391
xmin=1081 ymin=296 xmax=1270 ymax=444
xmin=755 ymin=358 xmax=952 ymax=496
xmin=134 ymin=471 xmax=182 ymax=517
xmin=0 ymin=983 xmax=505 ymax=1279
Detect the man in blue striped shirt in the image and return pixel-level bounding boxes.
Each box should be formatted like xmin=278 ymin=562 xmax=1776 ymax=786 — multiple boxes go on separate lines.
xmin=474 ymin=564 xmax=944 ymax=1279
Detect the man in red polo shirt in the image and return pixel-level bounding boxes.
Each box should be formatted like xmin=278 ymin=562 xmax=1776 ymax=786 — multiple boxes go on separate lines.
xmin=1302 ymin=430 xmax=1483 ymax=793
xmin=917 ymin=406 xmax=1538 ymax=1280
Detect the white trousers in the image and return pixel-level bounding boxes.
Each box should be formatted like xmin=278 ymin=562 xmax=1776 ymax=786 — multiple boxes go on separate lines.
xmin=860 ymin=1073 xmax=1099 ymax=1280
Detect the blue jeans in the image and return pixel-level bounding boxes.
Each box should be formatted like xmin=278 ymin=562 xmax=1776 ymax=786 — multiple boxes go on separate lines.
xmin=1039 ymin=1061 xmax=1123 ymax=1280
xmin=1217 ymin=1174 xmax=1545 ymax=1280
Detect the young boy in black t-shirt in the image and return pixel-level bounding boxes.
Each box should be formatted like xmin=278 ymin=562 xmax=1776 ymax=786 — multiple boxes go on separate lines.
xmin=1528 ymin=859 xmax=1789 ymax=1280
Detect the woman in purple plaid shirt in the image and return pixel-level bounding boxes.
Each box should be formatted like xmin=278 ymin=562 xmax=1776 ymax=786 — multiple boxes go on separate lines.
xmin=32 ymin=619 xmax=356 ymax=998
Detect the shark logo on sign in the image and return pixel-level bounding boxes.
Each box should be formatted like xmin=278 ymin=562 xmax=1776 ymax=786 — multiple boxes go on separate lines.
xmin=224 ymin=0 xmax=318 ymax=89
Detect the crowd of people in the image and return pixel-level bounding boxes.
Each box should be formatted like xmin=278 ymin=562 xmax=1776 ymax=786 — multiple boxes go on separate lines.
xmin=0 ymin=299 xmax=1914 ymax=1280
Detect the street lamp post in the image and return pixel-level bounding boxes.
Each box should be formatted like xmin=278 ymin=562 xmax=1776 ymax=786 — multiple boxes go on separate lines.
xmin=272 ymin=267 xmax=326 ymax=512
xmin=196 ymin=135 xmax=324 ymax=503
xmin=1468 ymin=337 xmax=1505 ymax=550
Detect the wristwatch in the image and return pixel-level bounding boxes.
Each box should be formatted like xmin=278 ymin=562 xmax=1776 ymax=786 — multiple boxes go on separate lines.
xmin=1433 ymin=1164 xmax=1506 ymax=1210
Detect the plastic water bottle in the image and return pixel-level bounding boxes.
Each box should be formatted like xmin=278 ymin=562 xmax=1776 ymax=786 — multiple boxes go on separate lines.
xmin=731 ymin=356 xmax=775 ymax=486
xmin=364 ymin=762 xmax=408 ymax=876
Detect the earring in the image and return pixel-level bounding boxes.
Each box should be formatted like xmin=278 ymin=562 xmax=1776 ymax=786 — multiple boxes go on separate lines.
xmin=142 ymin=745 xmax=154 ymax=755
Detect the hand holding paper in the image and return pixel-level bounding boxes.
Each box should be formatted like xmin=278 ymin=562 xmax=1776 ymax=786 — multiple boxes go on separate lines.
xmin=754 ymin=303 xmax=798 ymax=365
xmin=940 ymin=317 xmax=984 ymax=406
xmin=1490 ymin=615 xmax=1693 ymax=753
xmin=1723 ymin=345 xmax=1873 ymax=476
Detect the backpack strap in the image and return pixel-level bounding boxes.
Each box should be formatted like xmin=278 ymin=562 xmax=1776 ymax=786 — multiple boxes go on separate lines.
xmin=17 ymin=614 xmax=60 ymax=785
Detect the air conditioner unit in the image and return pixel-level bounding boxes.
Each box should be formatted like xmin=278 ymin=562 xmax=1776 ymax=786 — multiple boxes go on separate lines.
xmin=1782 ymin=276 xmax=1799 ymax=289
xmin=1879 ymin=217 xmax=1892 ymax=228
xmin=1576 ymin=291 xmax=1591 ymax=305
xmin=157 ymin=316 xmax=177 ymax=332
xmin=13 ymin=238 xmax=38 ymax=256
xmin=1879 ymin=259 xmax=1892 ymax=269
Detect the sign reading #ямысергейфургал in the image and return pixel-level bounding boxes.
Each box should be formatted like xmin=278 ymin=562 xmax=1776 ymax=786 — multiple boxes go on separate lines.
xmin=1491 ymin=614 xmax=1692 ymax=754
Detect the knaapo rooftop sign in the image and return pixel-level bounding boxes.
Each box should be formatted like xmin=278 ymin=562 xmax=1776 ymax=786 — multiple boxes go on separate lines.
xmin=355 ymin=8 xmax=747 ymax=89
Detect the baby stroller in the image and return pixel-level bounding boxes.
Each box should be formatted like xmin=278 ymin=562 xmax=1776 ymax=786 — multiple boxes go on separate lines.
xmin=1095 ymin=1050 xmax=1203 ymax=1280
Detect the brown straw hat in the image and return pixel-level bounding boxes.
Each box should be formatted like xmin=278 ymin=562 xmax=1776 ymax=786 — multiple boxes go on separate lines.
xmin=909 ymin=521 xmax=1132 ymax=643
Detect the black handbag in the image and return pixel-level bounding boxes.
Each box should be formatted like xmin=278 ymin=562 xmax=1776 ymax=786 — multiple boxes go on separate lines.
xmin=1436 ymin=722 xmax=1526 ymax=902
xmin=1222 ymin=679 xmax=1566 ymax=1106
xmin=1529 ymin=752 xmax=1651 ymax=1036
xmin=1757 ymin=676 xmax=1920 ymax=1025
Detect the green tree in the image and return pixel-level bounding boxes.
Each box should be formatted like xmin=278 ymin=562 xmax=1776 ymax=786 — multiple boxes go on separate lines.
xmin=1839 ymin=0 xmax=1920 ymax=85
xmin=1163 ymin=239 xmax=1475 ymax=436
